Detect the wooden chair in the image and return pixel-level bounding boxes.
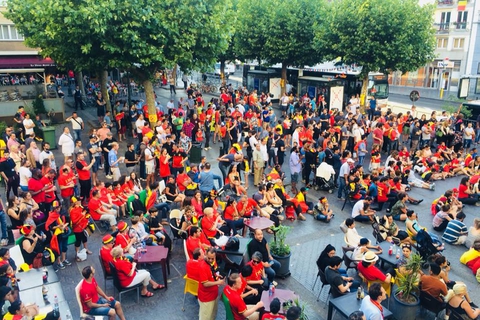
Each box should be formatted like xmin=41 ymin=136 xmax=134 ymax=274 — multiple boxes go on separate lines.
xmin=109 ymin=262 xmax=141 ymax=303
xmin=182 ymin=275 xmax=199 ymax=311
xmin=74 ymin=281 xmax=105 ymax=320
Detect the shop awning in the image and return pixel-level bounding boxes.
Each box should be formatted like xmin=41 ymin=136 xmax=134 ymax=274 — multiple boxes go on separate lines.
xmin=0 ymin=56 xmax=55 ymax=68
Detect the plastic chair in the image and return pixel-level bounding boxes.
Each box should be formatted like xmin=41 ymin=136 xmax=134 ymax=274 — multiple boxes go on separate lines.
xmin=182 ymin=275 xmax=199 ymax=311
xmin=75 ymin=281 xmax=105 ymax=320
xmin=92 ymin=219 xmax=110 ymax=235
xmin=341 ymin=246 xmax=359 ymax=273
xmin=109 ymin=262 xmax=141 ymax=303
xmin=419 ymin=290 xmax=446 ymax=320
xmin=341 ymin=185 xmax=357 ymax=211
xmin=169 ymin=209 xmax=187 ymax=241
xmin=312 ymin=267 xmax=331 ymax=303
xmin=221 ymin=293 xmax=235 ymax=320
xmin=9 ymin=245 xmax=25 ymax=267
xmin=98 ymin=252 xmax=113 ymax=293
xmin=126 ymin=195 xmax=136 ymax=217
xmin=183 ymin=240 xmax=190 ymax=262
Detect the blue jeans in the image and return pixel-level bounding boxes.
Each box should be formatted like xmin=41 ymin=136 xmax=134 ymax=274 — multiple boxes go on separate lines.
xmin=87 ymin=297 xmax=117 ymax=316
xmin=154 ymin=203 xmax=170 ymax=220
xmin=73 ymin=129 xmax=82 ymax=141
xmin=265 ymin=259 xmax=281 ymax=282
xmin=0 ymin=211 xmax=7 ymax=240
xmin=337 ymin=177 xmax=346 ymax=198
xmin=213 ymin=174 xmax=223 ymax=189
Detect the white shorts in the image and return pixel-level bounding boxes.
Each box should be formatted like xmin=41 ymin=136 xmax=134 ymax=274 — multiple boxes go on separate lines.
xmin=146 ymin=163 xmax=155 ymax=174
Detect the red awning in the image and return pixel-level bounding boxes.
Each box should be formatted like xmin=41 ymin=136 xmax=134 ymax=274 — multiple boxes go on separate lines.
xmin=0 ymin=56 xmax=55 ymax=69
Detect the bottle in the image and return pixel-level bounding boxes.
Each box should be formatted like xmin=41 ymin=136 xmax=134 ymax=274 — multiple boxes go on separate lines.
xmin=396 ymin=247 xmax=400 ymax=259
xmin=53 ymin=295 xmax=59 ymax=317
xmin=42 ymin=267 xmax=48 ymax=283
xmin=142 ymin=241 xmax=146 ymax=254
xmin=357 ymin=286 xmax=362 ymax=300
xmin=388 ymin=246 xmax=393 ymax=255
xmin=42 ymin=285 xmax=48 ymax=299
xmin=360 ymin=287 xmax=365 ymax=299
xmin=269 ymin=284 xmax=273 ymax=296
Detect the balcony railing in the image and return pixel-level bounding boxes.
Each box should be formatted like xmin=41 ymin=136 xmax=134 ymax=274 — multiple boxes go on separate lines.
xmin=437 ymin=0 xmax=454 ymax=6
xmin=454 ymin=21 xmax=467 ymax=30
xmin=435 ymin=23 xmax=450 ymax=33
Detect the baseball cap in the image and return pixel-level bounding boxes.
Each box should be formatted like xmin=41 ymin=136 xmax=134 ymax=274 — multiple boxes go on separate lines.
xmin=300 ymin=187 xmax=309 ymax=192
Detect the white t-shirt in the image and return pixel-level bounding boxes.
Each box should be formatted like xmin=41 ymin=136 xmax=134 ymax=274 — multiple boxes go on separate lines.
xmin=464 ymin=127 xmax=475 ymax=140
xmin=144 ymin=148 xmax=155 ymax=167
xmin=18 ymin=166 xmax=32 ymax=186
xmin=136 ymin=119 xmax=144 ymax=133
xmin=23 ymin=119 xmax=34 ymax=135
xmin=351 ymin=200 xmax=365 ymax=219
xmin=69 ymin=117 xmax=83 ymax=130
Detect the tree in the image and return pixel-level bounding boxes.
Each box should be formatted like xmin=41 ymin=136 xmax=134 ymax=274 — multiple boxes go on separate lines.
xmin=7 ymin=0 xmax=233 ymax=121
xmin=235 ymin=0 xmax=320 ymax=94
xmin=315 ymin=0 xmax=436 ymax=107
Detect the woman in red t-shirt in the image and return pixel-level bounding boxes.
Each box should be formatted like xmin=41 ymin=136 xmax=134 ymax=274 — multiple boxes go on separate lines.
xmin=159 ymin=148 xmax=171 ymax=179
xmin=111 ymin=246 xmax=163 ymax=297
xmin=223 ymin=199 xmax=245 ymax=235
xmin=69 ymin=197 xmax=92 ymax=260
xmin=458 ymin=177 xmax=479 ymax=205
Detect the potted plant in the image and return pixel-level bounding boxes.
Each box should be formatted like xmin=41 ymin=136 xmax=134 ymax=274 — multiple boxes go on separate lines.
xmin=283 ymin=297 xmax=309 ymax=320
xmin=270 ymin=225 xmax=291 ymax=278
xmin=392 ymin=252 xmax=422 ymax=319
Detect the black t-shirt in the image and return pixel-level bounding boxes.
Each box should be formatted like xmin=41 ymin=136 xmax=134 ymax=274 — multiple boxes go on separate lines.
xmin=102 ymin=138 xmax=115 ymax=154
xmin=164 ymin=141 xmax=174 ymax=156
xmin=247 ymin=238 xmax=269 ymax=263
xmin=276 ymin=139 xmax=285 ymax=158
xmin=165 ymin=182 xmax=177 ymax=201
xmin=0 ymin=158 xmax=16 ymax=178
xmin=325 ymin=267 xmax=345 ymax=298
xmin=125 ymin=150 xmax=136 ymax=168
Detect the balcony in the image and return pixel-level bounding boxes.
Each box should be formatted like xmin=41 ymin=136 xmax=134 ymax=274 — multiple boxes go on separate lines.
xmin=437 ymin=0 xmax=454 ymax=6
xmin=435 ymin=23 xmax=450 ymax=34
xmin=453 ymin=21 xmax=468 ymax=31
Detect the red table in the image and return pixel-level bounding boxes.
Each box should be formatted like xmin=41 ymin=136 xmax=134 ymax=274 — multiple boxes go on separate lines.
xmin=244 ymin=216 xmax=274 ymax=235
xmin=134 ymin=246 xmax=170 ymax=288
xmin=261 ymin=289 xmax=298 ymax=314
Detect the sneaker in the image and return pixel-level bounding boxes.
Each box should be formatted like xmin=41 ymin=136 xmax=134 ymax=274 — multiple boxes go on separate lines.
xmin=63 ymin=259 xmax=72 ymax=266
xmin=297 ymin=213 xmax=306 ymax=221
xmin=1 ymin=239 xmax=7 ymax=246
xmin=272 ymin=281 xmax=278 ymax=287
xmin=57 ymin=263 xmax=65 ymax=270
xmin=99 ymin=165 xmax=104 ymax=169
xmin=105 ymin=175 xmax=113 ymax=179
xmin=54 ymin=266 xmax=59 ymax=273
xmin=204 ymin=148 xmax=208 ymax=151
xmin=277 ymin=215 xmax=284 ymax=221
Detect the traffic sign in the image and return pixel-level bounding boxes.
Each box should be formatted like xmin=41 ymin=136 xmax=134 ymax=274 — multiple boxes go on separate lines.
xmin=409 ymin=90 xmax=420 ymax=102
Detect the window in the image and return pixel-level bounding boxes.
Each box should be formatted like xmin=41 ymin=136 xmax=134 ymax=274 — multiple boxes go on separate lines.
xmin=475 ymin=79 xmax=480 ymax=94
xmin=440 ymin=12 xmax=451 ymax=30
xmin=456 ymin=11 xmax=468 ymax=29
xmin=437 ymin=38 xmax=448 ymax=48
xmin=453 ymin=38 xmax=465 ymax=49
xmin=0 ymin=25 xmax=24 ymax=40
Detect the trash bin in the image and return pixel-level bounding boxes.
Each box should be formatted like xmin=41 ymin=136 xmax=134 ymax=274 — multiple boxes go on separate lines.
xmin=189 ymin=142 xmax=202 ymax=163
xmin=40 ymin=126 xmax=57 ymax=149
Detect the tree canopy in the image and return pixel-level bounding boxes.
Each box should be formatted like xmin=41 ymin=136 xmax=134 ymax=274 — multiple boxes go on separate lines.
xmin=314 ymin=0 xmax=436 ymax=75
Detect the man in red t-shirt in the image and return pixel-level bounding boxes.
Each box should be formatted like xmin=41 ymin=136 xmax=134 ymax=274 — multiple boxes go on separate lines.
xmin=236 ymin=196 xmax=262 ymax=218
xmin=198 ymin=248 xmax=224 ymax=320
xmin=79 ymin=265 xmax=125 ymax=319
xmin=27 ymin=168 xmax=47 ymax=212
xmin=186 ymin=248 xmax=203 ymax=281
xmin=357 ymin=251 xmax=392 ymax=283
xmin=57 ymin=166 xmax=76 ymax=209
xmin=88 ymin=190 xmax=117 ymax=231
xmin=223 ymin=273 xmax=264 ymax=320
xmin=186 ymin=226 xmax=211 ymax=260
xmin=76 ymin=152 xmax=95 ymax=201
xmin=40 ymin=169 xmax=57 ymax=213
xmin=99 ymin=234 xmax=115 ymax=275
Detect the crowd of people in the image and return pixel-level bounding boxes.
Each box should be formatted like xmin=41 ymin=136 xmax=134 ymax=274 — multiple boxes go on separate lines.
xmin=0 ymin=78 xmax=480 ymax=319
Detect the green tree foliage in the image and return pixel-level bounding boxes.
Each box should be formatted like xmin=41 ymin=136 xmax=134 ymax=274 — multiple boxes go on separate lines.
xmin=6 ymin=0 xmax=233 ymax=118
xmin=235 ymin=0 xmax=320 ymax=93
xmin=315 ymin=0 xmax=436 ymax=104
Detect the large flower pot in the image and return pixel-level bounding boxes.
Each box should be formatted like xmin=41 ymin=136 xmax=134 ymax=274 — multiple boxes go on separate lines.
xmin=272 ymin=252 xmax=291 ymax=279
xmin=392 ymin=291 xmax=420 ymax=320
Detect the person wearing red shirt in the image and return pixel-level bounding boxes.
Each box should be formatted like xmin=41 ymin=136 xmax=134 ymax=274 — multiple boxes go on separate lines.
xmin=223 ymin=273 xmax=264 ymax=320
xmin=223 ymin=199 xmax=245 ymax=235
xmin=27 ymin=168 xmax=47 ymax=211
xmin=186 ymin=226 xmax=211 ymax=259
xmin=372 ymin=123 xmax=384 ymax=147
xmin=197 ymin=247 xmax=224 ymax=320
xmin=69 ymin=197 xmax=92 ymax=259
xmin=186 ymin=247 xmax=203 ymax=281
xmin=114 ymin=221 xmax=137 ymax=256
xmin=40 ymin=169 xmax=57 ymax=212
xmin=57 ymin=166 xmax=76 ymax=209
xmin=99 ymin=234 xmax=115 ymax=275
xmin=458 ymin=177 xmax=479 ymax=205
xmin=357 ymin=251 xmax=392 ymax=284
xmin=236 ymin=196 xmax=261 ymax=218
xmin=79 ymin=265 xmax=126 ymax=319
xmin=76 ymin=152 xmax=95 ymax=201
xmin=87 ymin=190 xmax=117 ymax=231
xmin=111 ymin=246 xmax=163 ymax=298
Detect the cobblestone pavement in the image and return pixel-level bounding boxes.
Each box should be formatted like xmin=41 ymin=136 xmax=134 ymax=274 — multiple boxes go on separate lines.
xmin=9 ymin=79 xmax=480 ymax=320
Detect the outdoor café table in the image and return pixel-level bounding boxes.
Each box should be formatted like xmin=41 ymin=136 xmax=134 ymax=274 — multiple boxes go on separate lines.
xmin=19 ymin=282 xmax=65 ymax=308
xmin=216 ymin=237 xmax=251 ymax=267
xmin=244 ymin=216 xmax=274 ymax=236
xmin=328 ymin=292 xmax=393 ymax=320
xmin=378 ymin=241 xmax=401 ymax=269
xmin=134 ymin=246 xmax=170 ymax=289
xmin=16 ymin=266 xmax=59 ymax=291
xmin=261 ymin=289 xmax=298 ymax=314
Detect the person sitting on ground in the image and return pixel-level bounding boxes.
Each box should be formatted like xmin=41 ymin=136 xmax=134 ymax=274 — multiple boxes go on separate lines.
xmin=390 ymin=192 xmax=411 ymax=222
xmin=111 ymin=246 xmax=164 ymax=298
xmin=466 ymin=218 xmax=480 ymax=249
xmin=79 ymin=265 xmax=126 ymax=320
xmin=442 ymin=211 xmax=468 ymax=245
xmin=313 ymin=196 xmax=333 ymax=222
xmin=445 ymin=283 xmax=480 ymax=320
xmin=380 ymin=214 xmax=413 ymax=244
xmin=360 ymin=283 xmax=387 ymax=320
xmin=325 ymin=255 xmax=361 ymax=298
xmin=164 ymin=175 xmax=186 ymax=204
xmin=432 ymin=204 xmax=455 ymax=232
xmin=351 ymin=196 xmax=375 ymax=223
xmin=357 ymin=251 xmax=393 ymax=284
xmin=292 ymin=187 xmax=314 ymax=215
xmin=457 ymin=177 xmax=480 ymax=206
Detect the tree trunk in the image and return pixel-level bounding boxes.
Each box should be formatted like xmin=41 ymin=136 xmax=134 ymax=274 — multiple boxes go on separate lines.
xmin=281 ymin=62 xmax=287 ymax=96
xmin=143 ymin=79 xmax=157 ymax=127
xmin=220 ymin=60 xmax=226 ymax=86
xmin=360 ymin=75 xmax=368 ymax=114
xmin=172 ymin=65 xmax=177 ymax=88
xmin=75 ymin=71 xmax=85 ymax=96
xmin=100 ymin=70 xmax=111 ymax=112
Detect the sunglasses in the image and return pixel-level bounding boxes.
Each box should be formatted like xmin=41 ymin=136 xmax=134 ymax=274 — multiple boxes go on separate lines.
xmin=252 ymin=260 xmax=260 ymax=264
